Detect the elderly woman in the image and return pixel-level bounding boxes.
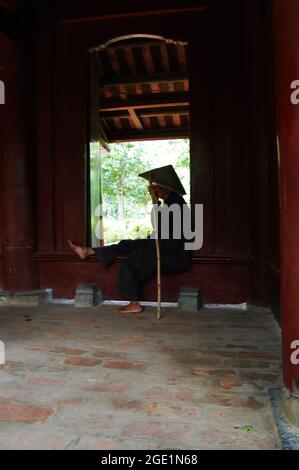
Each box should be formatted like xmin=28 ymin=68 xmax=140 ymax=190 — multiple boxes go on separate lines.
xmin=68 ymin=165 xmax=191 ymax=314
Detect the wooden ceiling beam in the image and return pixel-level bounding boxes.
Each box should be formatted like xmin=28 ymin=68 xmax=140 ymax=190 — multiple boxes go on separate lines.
xmin=173 ymin=114 xmax=182 ymax=127
xmin=65 ymin=6 xmax=206 ymax=26
xmin=101 ymin=71 xmax=188 ymax=87
xmin=160 ymin=43 xmax=175 ymax=92
xmin=128 ymin=109 xmax=144 ymax=131
xmin=108 ymin=127 xmax=190 ymax=143
xmin=101 ymin=108 xmax=189 ymax=120
xmin=100 ymin=91 xmax=189 ymax=112
xmin=105 ymin=39 xmax=175 ymax=51
xmin=101 ymin=111 xmax=128 ymax=119
xmin=139 ymin=108 xmax=189 ymax=118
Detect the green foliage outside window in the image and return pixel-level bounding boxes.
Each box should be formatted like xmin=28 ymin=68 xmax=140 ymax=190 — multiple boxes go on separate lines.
xmin=90 ymin=139 xmax=190 ymax=246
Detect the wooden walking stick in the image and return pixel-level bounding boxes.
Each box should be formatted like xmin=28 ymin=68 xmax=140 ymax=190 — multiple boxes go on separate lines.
xmin=150 ymin=177 xmax=161 ymax=320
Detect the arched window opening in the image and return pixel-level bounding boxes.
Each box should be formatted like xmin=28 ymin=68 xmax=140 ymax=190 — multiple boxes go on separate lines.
xmin=89 ymin=35 xmax=190 ymax=246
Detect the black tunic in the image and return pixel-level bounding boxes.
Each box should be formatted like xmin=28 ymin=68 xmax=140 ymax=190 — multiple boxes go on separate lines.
xmin=93 ymin=192 xmax=192 ymax=300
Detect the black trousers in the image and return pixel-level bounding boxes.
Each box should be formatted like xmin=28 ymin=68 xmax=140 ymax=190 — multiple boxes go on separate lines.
xmin=93 ymin=239 xmax=191 ymax=300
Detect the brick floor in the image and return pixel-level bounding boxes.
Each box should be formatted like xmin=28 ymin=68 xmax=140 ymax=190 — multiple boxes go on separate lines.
xmin=0 ymin=305 xmax=282 ymax=449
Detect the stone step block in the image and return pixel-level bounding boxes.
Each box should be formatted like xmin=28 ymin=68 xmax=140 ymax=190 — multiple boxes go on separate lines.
xmin=178 ymin=287 xmax=202 ymax=311
xmin=74 ymin=284 xmax=102 ymax=308
xmin=0 ymin=289 xmax=52 ymax=307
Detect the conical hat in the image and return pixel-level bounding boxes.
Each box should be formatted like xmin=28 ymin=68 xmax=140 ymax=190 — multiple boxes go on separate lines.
xmin=138 ymin=165 xmax=186 ymax=195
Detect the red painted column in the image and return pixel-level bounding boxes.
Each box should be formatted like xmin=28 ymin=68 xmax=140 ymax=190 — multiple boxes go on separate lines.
xmin=275 ymin=0 xmax=299 ymax=391
xmin=0 ymin=35 xmax=38 ymax=292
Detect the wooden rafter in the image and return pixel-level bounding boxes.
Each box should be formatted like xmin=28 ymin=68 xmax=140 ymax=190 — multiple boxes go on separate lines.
xmin=144 ymin=45 xmax=159 ymax=94
xmin=106 ymin=48 xmax=128 ymax=98
xmin=173 ymin=114 xmax=182 ymax=127
xmin=105 ymin=40 xmax=183 ymax=51
xmin=97 ymin=54 xmax=112 ymax=99
xmin=160 ymin=43 xmax=175 ymax=93
xmin=113 ymin=117 xmax=122 ymax=130
xmin=108 ymin=127 xmax=189 ymax=143
xmin=143 ymin=45 xmax=155 ymax=72
xmin=139 ymin=108 xmax=189 ymax=118
xmin=128 ymin=109 xmax=144 ymax=131
xmin=100 ymin=91 xmax=189 ymax=112
xmin=100 ymin=108 xmax=189 ymax=120
xmin=101 ymin=71 xmax=188 ymax=88
xmin=177 ymin=45 xmax=188 ymax=72
xmin=107 ymin=48 xmax=121 ymax=73
xmin=97 ymin=34 xmax=191 ymax=141
xmin=124 ymin=46 xmax=143 ymax=96
xmin=142 ymin=116 xmax=151 ymax=129
xmin=157 ymin=115 xmax=167 ymax=128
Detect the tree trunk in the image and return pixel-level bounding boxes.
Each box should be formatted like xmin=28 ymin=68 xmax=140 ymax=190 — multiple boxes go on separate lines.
xmin=118 ymin=176 xmax=125 ymax=221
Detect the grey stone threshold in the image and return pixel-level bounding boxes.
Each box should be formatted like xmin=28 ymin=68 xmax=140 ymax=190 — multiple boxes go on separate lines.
xmin=269 ymin=388 xmax=299 ymax=450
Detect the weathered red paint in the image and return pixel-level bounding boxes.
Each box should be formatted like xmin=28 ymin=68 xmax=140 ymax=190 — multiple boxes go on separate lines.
xmin=0 ymin=1 xmax=279 ymax=307
xmin=32 ymin=4 xmax=257 ymax=304
xmin=0 ymin=33 xmax=38 ymax=292
xmin=36 ymin=255 xmax=251 ymax=303
xmin=274 ymin=0 xmax=299 ymax=390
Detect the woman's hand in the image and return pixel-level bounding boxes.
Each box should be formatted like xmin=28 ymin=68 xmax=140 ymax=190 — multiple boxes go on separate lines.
xmin=148 ymin=185 xmax=159 ymax=203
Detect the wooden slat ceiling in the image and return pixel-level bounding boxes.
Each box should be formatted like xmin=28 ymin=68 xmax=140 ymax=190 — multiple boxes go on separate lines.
xmin=98 ymin=39 xmax=190 ymax=142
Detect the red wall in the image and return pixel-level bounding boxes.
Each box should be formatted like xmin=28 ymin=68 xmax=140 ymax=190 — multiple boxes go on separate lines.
xmin=0 ymin=1 xmax=279 ymax=305
xmin=274 ymin=0 xmax=299 ymax=389
xmin=0 ymin=32 xmax=38 ymax=292
xmin=0 ymin=1 xmax=17 ymax=12
xmin=246 ymin=1 xmax=280 ymax=312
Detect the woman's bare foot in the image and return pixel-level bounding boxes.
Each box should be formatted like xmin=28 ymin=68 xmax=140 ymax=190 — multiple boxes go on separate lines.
xmin=68 ymin=240 xmax=94 ymax=260
xmin=117 ymin=301 xmax=143 ymax=314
